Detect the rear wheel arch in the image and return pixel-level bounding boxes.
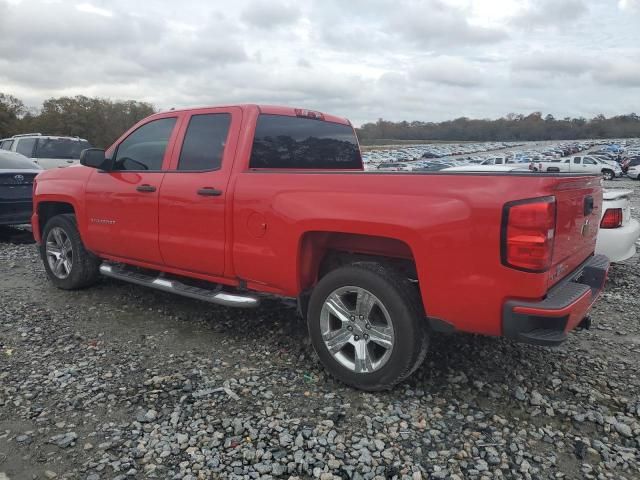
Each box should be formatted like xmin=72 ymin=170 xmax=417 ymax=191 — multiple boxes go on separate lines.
xmin=296 ymin=231 xmax=420 ymax=317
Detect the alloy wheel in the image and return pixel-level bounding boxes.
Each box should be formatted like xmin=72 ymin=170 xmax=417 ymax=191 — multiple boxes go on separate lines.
xmin=320 ymin=286 xmax=395 ymax=373
xmin=46 ymin=227 xmax=73 ymax=279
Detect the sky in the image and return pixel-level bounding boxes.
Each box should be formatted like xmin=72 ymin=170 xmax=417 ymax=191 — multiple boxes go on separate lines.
xmin=0 ymin=0 xmax=639 ymax=126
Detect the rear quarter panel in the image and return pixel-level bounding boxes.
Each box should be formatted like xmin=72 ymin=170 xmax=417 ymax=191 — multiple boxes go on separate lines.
xmin=231 ymin=172 xmax=594 ymax=336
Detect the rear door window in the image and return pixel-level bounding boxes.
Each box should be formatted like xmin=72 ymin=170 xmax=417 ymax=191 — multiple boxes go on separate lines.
xmin=16 ymin=138 xmax=37 ymax=157
xmin=0 ymin=140 xmax=13 ymax=150
xmin=249 ymin=114 xmax=362 ymax=169
xmin=178 ymin=114 xmax=231 ymax=171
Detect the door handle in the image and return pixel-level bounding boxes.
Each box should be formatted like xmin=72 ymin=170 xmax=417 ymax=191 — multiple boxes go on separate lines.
xmin=136 ymin=184 xmax=156 ymax=192
xmin=197 ymin=187 xmax=223 ymax=196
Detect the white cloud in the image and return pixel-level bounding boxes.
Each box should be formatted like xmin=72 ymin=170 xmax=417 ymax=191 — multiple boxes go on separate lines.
xmin=0 ymin=0 xmax=638 ymax=125
xmin=76 ymin=3 xmax=113 ymax=17
xmin=618 ymin=0 xmax=639 ymax=11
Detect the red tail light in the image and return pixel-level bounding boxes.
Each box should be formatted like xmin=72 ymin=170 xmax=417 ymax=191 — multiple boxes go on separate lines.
xmin=501 ymin=197 xmax=556 ymax=272
xmin=600 ymin=208 xmax=622 ymax=229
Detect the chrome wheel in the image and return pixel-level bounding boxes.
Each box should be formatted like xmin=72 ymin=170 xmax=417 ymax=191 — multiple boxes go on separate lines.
xmin=320 ymin=286 xmax=395 ymax=373
xmin=46 ymin=227 xmax=73 ymax=279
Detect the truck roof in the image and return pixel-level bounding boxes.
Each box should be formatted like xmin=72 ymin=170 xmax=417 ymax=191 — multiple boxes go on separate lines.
xmin=154 ymin=104 xmax=352 ymax=126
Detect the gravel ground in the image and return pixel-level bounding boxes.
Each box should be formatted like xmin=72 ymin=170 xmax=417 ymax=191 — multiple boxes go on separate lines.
xmin=1 ymin=178 xmax=639 ymax=480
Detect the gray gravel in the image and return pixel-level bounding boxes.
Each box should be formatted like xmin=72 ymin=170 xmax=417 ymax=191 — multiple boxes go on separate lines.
xmin=1 ymin=178 xmax=639 ymax=480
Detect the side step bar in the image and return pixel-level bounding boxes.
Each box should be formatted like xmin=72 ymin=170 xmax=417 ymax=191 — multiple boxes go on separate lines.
xmin=99 ymin=264 xmax=259 ymax=308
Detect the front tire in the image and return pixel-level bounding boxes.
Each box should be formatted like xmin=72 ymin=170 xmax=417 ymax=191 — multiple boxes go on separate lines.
xmin=602 ymin=169 xmax=614 ymax=180
xmin=40 ymin=214 xmax=100 ymax=290
xmin=307 ymin=262 xmax=429 ymax=391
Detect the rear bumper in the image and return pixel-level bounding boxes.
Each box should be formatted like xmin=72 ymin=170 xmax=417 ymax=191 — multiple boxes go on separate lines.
xmin=0 ymin=200 xmax=33 ymax=226
xmin=503 ymin=254 xmax=609 ymax=346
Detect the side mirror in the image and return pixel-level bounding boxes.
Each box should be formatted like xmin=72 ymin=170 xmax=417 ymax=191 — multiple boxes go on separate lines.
xmin=80 ymin=148 xmax=112 ymax=170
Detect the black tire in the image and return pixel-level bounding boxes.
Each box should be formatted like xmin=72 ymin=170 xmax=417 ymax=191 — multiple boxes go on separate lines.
xmin=602 ymin=169 xmax=614 ymax=180
xmin=40 ymin=214 xmax=100 ymax=290
xmin=307 ymin=262 xmax=429 ymax=391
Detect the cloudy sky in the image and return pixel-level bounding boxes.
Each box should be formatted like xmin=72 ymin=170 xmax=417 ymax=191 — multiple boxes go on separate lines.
xmin=1 ymin=0 xmax=639 ymax=125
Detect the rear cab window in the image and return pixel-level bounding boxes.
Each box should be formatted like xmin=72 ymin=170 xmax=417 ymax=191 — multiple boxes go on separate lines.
xmin=249 ymin=114 xmax=362 ymax=169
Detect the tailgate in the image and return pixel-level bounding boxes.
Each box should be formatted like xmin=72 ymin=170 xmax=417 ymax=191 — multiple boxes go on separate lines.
xmin=548 ymin=176 xmax=602 ymax=287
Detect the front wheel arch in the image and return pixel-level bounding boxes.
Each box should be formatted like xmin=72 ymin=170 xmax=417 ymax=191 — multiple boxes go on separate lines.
xmin=601 ymin=169 xmax=614 ymax=180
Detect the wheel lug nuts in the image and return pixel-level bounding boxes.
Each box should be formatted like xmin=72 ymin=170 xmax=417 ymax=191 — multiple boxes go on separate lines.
xmin=350 ymin=316 xmax=355 ymax=321
xmin=354 ymin=335 xmax=360 ymax=340
xmin=347 ymin=326 xmax=353 ymax=331
xmin=365 ymin=323 xmax=371 ymax=329
xmin=364 ymin=334 xmax=369 ymax=340
xmin=359 ymin=315 xmax=364 ymax=320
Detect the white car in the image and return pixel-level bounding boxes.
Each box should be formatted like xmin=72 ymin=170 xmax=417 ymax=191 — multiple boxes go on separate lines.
xmin=627 ymin=164 xmax=640 ymax=180
xmin=595 ymin=189 xmax=640 ymax=262
xmin=0 ymin=133 xmax=92 ymax=169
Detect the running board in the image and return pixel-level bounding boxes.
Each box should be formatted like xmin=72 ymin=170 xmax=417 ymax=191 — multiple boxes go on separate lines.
xmin=99 ymin=264 xmax=259 ymax=308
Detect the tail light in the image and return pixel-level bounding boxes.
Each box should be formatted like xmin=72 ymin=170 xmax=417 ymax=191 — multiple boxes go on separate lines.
xmin=501 ymin=196 xmax=556 ymax=272
xmin=600 ymin=208 xmax=622 ymax=229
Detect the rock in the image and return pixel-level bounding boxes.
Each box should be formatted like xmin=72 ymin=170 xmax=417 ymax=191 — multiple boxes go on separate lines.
xmin=615 ymin=422 xmax=633 ymax=438
xmin=136 ymin=409 xmax=157 ymax=423
xmin=530 ymin=390 xmax=544 ymax=406
xmin=44 ymin=472 xmax=57 ymax=479
xmin=50 ymin=432 xmax=77 ymax=448
xmin=515 ymin=386 xmax=526 ymax=401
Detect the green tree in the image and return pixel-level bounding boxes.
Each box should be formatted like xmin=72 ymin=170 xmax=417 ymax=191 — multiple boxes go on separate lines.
xmin=0 ymin=93 xmax=26 ymax=138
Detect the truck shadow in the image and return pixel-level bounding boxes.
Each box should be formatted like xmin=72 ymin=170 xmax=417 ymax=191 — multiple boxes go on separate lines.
xmin=0 ymin=225 xmax=35 ymax=245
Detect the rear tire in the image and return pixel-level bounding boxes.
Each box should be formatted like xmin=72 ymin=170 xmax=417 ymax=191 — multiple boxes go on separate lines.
xmin=307 ymin=262 xmax=429 ymax=391
xmin=40 ymin=214 xmax=100 ymax=290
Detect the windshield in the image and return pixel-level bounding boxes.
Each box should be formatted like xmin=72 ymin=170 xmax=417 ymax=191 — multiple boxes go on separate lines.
xmin=35 ymin=138 xmax=91 ymax=159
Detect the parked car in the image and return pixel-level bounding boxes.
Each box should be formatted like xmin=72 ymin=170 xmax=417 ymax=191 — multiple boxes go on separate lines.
xmin=627 ymin=162 xmax=640 ymax=180
xmin=530 ymin=156 xmax=620 ymax=180
xmin=0 ymin=150 xmax=43 ymax=225
xmin=595 ymin=190 xmax=640 ymax=262
xmin=0 ymin=133 xmax=92 ymax=169
xmin=623 ymin=157 xmax=640 ymax=175
xmin=31 ymin=104 xmax=609 ymax=390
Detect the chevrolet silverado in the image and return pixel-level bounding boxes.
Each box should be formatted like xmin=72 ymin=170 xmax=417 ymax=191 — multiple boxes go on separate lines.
xmin=32 ymin=105 xmax=610 ymax=390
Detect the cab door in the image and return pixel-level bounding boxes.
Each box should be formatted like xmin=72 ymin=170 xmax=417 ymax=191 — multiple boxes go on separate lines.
xmin=84 ymin=114 xmax=182 ymax=265
xmin=582 ymin=156 xmax=600 ymax=173
xmin=158 ymin=107 xmax=241 ymax=276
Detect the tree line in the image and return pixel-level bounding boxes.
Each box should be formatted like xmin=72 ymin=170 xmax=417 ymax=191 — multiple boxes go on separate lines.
xmin=356 ymin=112 xmax=640 ymax=142
xmin=2 ymin=93 xmax=640 ymax=147
xmin=0 ymin=93 xmax=155 ymax=148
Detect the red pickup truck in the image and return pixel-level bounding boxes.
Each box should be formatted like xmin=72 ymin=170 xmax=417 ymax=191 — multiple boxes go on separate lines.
xmin=32 ymin=105 xmax=609 ymax=390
